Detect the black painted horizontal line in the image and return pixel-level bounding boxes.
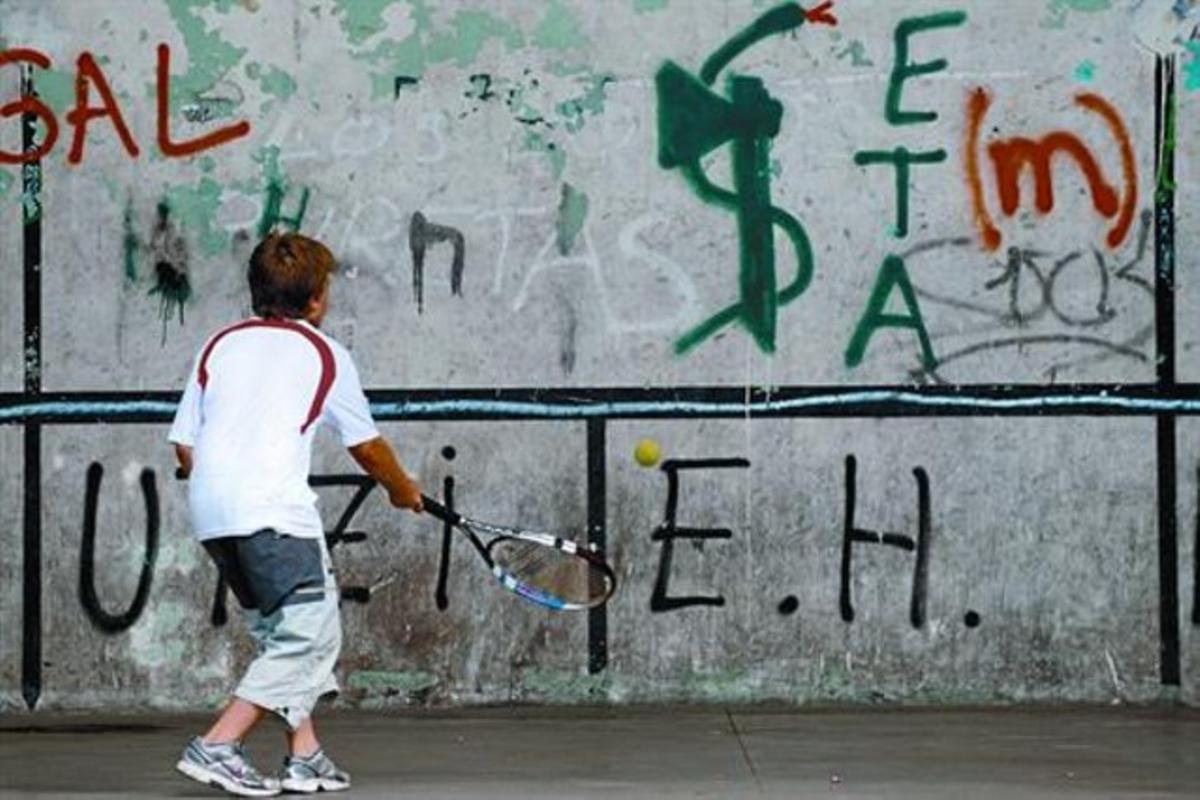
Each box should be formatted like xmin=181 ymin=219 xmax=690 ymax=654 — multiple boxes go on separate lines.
xmin=1 ymin=383 xmax=1200 ymax=423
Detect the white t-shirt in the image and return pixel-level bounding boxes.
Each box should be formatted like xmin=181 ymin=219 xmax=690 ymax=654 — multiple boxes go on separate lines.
xmin=168 ymin=317 xmax=379 ymax=541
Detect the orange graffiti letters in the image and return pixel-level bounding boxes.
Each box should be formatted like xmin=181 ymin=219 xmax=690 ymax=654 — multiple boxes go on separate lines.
xmin=965 ymin=88 xmax=1137 ymax=251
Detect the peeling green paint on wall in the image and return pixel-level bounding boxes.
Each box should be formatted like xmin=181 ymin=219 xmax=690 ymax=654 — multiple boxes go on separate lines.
xmin=0 ymin=170 xmax=13 ymax=200
xmin=163 ymin=177 xmax=228 ymax=258
xmin=533 ymin=0 xmax=589 ymax=51
xmin=252 ymin=144 xmax=285 ymax=188
xmin=128 ymin=600 xmax=189 ymax=670
xmin=31 ymin=67 xmax=76 ymax=116
xmin=426 ymin=10 xmax=525 ymax=66
xmin=1074 ymin=59 xmax=1096 ymax=82
xmin=246 ymin=62 xmax=298 ymax=103
xmin=1042 ymin=0 xmax=1112 ymax=29
xmin=678 ymin=669 xmax=762 ymax=702
xmin=1185 ymin=42 xmax=1200 ymax=92
xmin=162 ymin=0 xmax=249 ymax=111
xmin=332 ymin=0 xmax=408 ymax=45
xmin=557 ymin=71 xmax=614 ymax=133
xmin=519 ymin=669 xmax=611 ymax=700
xmin=556 ymin=182 xmax=589 ymax=255
xmin=347 ymin=670 xmax=440 ymax=694
xmin=523 ymin=130 xmax=567 ymax=179
xmin=633 ymin=0 xmax=670 ymax=12
xmin=338 ymin=1 xmax=524 ymax=99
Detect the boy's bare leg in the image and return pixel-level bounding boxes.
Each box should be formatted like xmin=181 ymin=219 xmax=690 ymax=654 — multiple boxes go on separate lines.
xmin=287 ymin=717 xmax=320 ymax=757
xmin=203 ymin=697 xmax=267 ymax=744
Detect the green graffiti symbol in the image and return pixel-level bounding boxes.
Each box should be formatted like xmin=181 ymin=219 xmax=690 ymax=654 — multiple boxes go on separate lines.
xmin=844 ymin=254 xmax=935 ymax=370
xmin=657 ymin=2 xmax=833 ymax=355
xmin=258 ymin=182 xmax=310 ymax=238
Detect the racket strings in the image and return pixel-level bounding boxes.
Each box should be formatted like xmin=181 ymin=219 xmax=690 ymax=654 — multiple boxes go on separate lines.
xmin=506 ymin=540 xmax=556 ymax=575
xmin=491 ymin=538 xmax=609 ymax=606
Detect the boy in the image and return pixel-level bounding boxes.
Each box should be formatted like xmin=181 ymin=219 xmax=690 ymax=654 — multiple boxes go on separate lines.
xmin=169 ymin=232 xmax=422 ymax=797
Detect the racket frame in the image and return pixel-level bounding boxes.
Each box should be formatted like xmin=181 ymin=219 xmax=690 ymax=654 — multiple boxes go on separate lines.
xmin=421 ymin=495 xmax=615 ymax=611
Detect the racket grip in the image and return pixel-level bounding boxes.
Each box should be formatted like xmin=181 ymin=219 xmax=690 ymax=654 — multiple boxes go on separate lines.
xmin=420 ymin=494 xmax=459 ymax=524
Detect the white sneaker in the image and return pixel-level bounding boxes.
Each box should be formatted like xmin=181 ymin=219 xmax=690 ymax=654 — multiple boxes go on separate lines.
xmin=279 ymin=749 xmax=351 ymax=793
xmin=176 ymin=736 xmax=281 ymax=797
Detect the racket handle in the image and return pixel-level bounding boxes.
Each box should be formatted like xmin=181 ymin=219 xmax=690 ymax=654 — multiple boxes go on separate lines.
xmin=420 ymin=494 xmax=459 ymax=524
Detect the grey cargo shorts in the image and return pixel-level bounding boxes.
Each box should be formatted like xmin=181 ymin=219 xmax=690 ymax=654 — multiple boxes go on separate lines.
xmin=203 ymin=530 xmax=341 ymax=730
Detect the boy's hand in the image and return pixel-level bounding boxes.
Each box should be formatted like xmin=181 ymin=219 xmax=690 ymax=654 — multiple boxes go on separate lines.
xmin=348 ymin=436 xmax=424 ymax=514
xmin=389 ymin=476 xmax=424 ymax=513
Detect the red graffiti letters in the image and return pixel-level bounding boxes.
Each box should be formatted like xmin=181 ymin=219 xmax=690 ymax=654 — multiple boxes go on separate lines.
xmin=965 ymin=88 xmax=1137 ymax=251
xmin=0 ymin=49 xmax=59 ymax=164
xmin=0 ymin=44 xmax=250 ymax=165
xmin=67 ymin=52 xmax=140 ymax=164
xmin=156 ymin=44 xmax=250 ymax=158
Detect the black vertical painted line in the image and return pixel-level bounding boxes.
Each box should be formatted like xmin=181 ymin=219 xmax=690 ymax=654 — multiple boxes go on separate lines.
xmin=909 ymin=468 xmax=930 ymax=630
xmin=586 ymin=418 xmax=608 ymax=674
xmin=1153 ymin=55 xmax=1180 ymax=687
xmin=20 ymin=63 xmax=44 ymax=710
xmin=839 ymin=455 xmax=857 ymax=623
xmin=1193 ymin=466 xmax=1199 ymax=627
xmin=435 ymin=476 xmax=454 ymax=611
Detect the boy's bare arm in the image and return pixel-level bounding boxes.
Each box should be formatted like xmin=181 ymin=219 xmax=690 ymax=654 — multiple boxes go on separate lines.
xmin=348 ymin=437 xmax=423 ymax=512
xmin=174 ymin=444 xmax=194 ymax=478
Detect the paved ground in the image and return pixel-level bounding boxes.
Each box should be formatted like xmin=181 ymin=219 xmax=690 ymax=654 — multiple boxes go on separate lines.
xmin=1 ymin=706 xmax=1197 ymax=798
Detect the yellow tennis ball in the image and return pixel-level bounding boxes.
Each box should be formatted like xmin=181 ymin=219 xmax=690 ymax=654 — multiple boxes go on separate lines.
xmin=634 ymin=438 xmax=661 ymax=467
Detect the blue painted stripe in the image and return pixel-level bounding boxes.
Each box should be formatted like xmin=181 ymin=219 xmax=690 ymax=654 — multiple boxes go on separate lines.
xmin=5 ymin=392 xmax=1200 ymax=423
xmin=0 ymin=401 xmax=180 ymax=421
xmin=370 ymin=392 xmax=1200 ymax=418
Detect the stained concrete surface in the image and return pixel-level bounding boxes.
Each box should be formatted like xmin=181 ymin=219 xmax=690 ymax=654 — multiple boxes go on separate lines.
xmin=1 ymin=706 xmax=1197 ymax=799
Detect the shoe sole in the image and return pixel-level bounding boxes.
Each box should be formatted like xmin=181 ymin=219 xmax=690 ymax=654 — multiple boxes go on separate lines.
xmin=280 ymin=776 xmax=351 ymax=793
xmin=176 ymin=758 xmax=281 ymax=797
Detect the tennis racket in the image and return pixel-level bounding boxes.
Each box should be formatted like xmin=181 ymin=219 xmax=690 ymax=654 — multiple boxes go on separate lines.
xmin=420 ymin=495 xmax=616 ymax=611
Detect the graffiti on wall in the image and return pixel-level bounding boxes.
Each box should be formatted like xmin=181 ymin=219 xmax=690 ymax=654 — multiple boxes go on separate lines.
xmin=1 ymin=1 xmax=1191 ymax=709
xmin=654 ymin=3 xmax=834 ymax=355
xmin=965 ymin=89 xmax=1138 ymax=252
xmin=0 ymin=45 xmax=250 ymax=165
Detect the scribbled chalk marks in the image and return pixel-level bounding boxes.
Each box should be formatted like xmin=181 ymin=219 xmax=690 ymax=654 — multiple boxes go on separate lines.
xmin=180 ymin=81 xmax=244 ymax=124
xmin=903 ymin=211 xmax=1155 ymax=383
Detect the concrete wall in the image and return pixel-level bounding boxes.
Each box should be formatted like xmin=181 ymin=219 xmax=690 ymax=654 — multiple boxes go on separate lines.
xmin=1 ymin=0 xmax=1198 ymax=712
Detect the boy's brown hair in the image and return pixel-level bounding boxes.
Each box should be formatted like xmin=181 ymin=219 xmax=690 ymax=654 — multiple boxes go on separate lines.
xmin=247 ymin=232 xmax=336 ymax=319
